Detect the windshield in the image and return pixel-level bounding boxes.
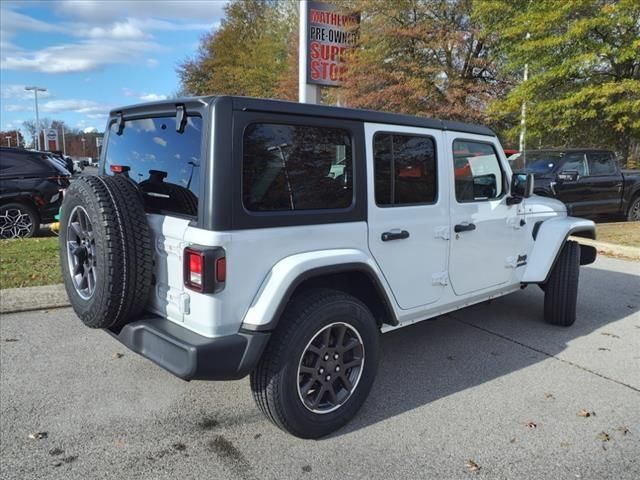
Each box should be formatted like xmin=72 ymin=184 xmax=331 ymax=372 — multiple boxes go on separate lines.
xmin=520 ymin=152 xmax=563 ymax=174
xmin=104 ymin=116 xmax=202 ymax=217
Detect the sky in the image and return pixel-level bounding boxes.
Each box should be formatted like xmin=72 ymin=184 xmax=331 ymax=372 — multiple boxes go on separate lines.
xmin=0 ymin=0 xmax=228 ymax=139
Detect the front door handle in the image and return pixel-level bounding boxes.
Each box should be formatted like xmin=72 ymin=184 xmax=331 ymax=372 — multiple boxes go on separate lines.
xmin=454 ymin=222 xmax=476 ymax=233
xmin=381 ymin=230 xmax=410 ymax=242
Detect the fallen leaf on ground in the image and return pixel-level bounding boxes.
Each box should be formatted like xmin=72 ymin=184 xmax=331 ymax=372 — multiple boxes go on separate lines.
xmin=465 ymin=460 xmax=481 ymax=472
xmin=31 ymin=274 xmax=38 ymax=280
xmin=597 ymin=432 xmax=611 ymax=442
xmin=112 ymin=352 xmax=124 ymax=359
xmin=560 ymin=441 xmax=571 ymax=448
xmin=577 ymin=409 xmax=595 ymax=418
xmin=28 ymin=432 xmax=48 ymax=440
xmin=616 ymin=426 xmax=630 ymax=435
xmin=544 ymin=393 xmax=555 ymax=400
xmin=600 ymin=332 xmax=620 ymax=339
xmin=597 ymin=347 xmax=610 ymax=351
xmin=510 ymin=437 xmax=516 ymax=443
xmin=447 ymin=355 xmax=455 ymax=361
xmin=524 ymin=421 xmax=537 ymax=429
xmin=2 ymin=338 xmax=19 ymax=342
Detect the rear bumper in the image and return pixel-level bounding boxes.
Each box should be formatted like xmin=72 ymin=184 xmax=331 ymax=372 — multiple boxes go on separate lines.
xmin=107 ymin=316 xmax=270 ymax=381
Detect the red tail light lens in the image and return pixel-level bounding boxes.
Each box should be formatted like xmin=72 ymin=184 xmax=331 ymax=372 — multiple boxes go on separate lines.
xmin=184 ymin=246 xmax=225 ymax=293
xmin=188 ymin=253 xmax=203 ymax=286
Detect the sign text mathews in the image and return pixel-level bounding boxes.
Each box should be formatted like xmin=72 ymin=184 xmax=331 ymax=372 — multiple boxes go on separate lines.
xmin=306 ymin=1 xmax=359 ymax=87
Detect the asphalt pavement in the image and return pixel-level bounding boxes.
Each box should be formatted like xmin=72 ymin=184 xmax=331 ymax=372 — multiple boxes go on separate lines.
xmin=1 ymin=256 xmax=638 ymax=479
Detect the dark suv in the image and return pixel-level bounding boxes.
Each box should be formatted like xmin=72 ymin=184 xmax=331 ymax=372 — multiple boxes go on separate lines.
xmin=0 ymin=147 xmax=71 ymax=239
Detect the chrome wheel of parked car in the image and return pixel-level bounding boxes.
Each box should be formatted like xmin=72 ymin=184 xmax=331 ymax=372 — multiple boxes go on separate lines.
xmin=628 ymin=197 xmax=640 ymax=221
xmin=66 ymin=205 xmax=97 ymax=299
xmin=0 ymin=205 xmax=36 ymax=239
xmin=297 ymin=321 xmax=365 ymax=414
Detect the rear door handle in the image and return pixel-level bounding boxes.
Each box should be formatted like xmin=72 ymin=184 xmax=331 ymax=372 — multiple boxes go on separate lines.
xmin=381 ymin=230 xmax=410 ymax=242
xmin=454 ymin=222 xmax=476 ymax=233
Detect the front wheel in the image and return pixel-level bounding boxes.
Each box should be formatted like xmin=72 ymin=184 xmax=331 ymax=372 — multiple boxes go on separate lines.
xmin=250 ymin=289 xmax=380 ymax=438
xmin=543 ymin=241 xmax=580 ymax=326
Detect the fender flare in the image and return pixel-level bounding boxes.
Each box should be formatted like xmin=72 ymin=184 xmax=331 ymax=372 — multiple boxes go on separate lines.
xmin=240 ymin=249 xmax=398 ymax=332
xmin=521 ymin=216 xmax=596 ymax=284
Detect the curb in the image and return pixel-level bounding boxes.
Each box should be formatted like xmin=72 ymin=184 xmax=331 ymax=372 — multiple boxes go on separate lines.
xmin=569 ymin=236 xmax=640 ymax=261
xmin=0 ymin=284 xmax=70 ymax=314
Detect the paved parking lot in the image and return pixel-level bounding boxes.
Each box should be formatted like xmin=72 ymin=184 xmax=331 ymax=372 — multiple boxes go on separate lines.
xmin=1 ymin=257 xmax=638 ymax=479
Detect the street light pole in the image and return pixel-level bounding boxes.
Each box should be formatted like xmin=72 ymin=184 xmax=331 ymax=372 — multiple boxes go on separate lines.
xmin=61 ymin=125 xmax=66 ymax=155
xmin=25 ymin=86 xmax=46 ymax=150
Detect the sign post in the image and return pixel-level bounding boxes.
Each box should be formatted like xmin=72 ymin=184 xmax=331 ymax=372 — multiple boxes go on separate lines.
xmin=299 ymin=1 xmax=360 ymax=104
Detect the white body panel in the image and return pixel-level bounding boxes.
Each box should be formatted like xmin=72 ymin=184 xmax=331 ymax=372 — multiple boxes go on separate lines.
xmin=364 ymin=123 xmax=450 ymax=309
xmin=145 ymin=119 xmax=594 ymax=339
xmin=521 ymin=216 xmax=595 ymax=283
xmin=444 ymin=131 xmax=529 ymax=295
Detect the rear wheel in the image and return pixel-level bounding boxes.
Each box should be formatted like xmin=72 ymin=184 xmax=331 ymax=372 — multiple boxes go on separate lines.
xmin=543 ymin=241 xmax=580 ymax=326
xmin=250 ymin=289 xmax=380 ymax=438
xmin=0 ymin=203 xmax=39 ymax=239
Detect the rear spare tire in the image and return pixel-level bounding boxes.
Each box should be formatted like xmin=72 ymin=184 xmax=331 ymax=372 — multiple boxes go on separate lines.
xmin=543 ymin=241 xmax=580 ymax=326
xmin=59 ymin=175 xmax=153 ymax=329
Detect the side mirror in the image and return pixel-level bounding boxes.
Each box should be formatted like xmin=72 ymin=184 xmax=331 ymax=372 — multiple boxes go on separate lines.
xmin=507 ymin=173 xmax=534 ymax=205
xmin=557 ymin=170 xmax=579 ymax=182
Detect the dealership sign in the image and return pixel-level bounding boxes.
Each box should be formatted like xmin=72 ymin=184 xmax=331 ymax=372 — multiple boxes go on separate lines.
xmin=46 ymin=128 xmax=59 ymax=151
xmin=306 ymin=1 xmax=359 ymax=86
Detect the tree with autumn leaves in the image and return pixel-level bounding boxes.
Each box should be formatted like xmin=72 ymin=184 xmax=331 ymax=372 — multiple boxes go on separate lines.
xmin=178 ymin=0 xmax=639 ymax=163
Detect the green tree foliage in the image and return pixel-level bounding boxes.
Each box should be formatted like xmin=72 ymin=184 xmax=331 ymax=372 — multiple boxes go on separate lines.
xmin=475 ymin=0 xmax=640 ymax=161
xmin=340 ymin=0 xmax=509 ymax=123
xmin=178 ymin=0 xmax=296 ymax=99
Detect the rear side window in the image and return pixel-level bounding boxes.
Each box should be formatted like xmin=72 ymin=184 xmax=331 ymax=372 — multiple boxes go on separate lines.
xmin=104 ymin=116 xmax=202 ymax=217
xmin=453 ymin=140 xmax=504 ymax=202
xmin=242 ymin=123 xmax=353 ymax=211
xmin=587 ymin=152 xmax=616 ymax=176
xmin=374 ymin=133 xmax=437 ymax=206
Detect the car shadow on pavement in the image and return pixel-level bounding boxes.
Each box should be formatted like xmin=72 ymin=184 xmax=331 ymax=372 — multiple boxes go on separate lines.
xmin=333 ymin=263 xmax=640 ymax=437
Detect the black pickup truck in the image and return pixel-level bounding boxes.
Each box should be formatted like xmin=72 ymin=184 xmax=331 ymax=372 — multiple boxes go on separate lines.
xmin=511 ymin=149 xmax=640 ymax=221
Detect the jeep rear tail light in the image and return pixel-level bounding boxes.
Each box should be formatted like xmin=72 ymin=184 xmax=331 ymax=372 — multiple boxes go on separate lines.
xmin=184 ymin=246 xmax=226 ymax=293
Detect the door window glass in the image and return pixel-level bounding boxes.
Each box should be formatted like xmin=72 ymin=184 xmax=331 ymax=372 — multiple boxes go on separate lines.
xmin=561 ymin=153 xmax=588 ymax=177
xmin=373 ymin=133 xmax=437 ymax=206
xmin=242 ymin=123 xmax=353 ymax=211
xmin=587 ymin=152 xmax=617 ymax=176
xmin=453 ymin=140 xmax=503 ymax=202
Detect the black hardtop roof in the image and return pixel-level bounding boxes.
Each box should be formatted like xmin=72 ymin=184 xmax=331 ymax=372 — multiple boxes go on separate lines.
xmin=111 ymin=95 xmax=496 ymax=137
xmin=526 ymin=148 xmax=614 ymax=153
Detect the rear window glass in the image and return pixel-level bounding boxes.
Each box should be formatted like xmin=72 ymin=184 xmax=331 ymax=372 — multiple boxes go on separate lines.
xmin=242 ymin=123 xmax=353 ymax=211
xmin=104 ymin=116 xmax=202 ymax=217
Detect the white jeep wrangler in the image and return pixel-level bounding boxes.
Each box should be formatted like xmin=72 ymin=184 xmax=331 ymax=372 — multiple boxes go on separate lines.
xmin=59 ymin=96 xmax=596 ymax=438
